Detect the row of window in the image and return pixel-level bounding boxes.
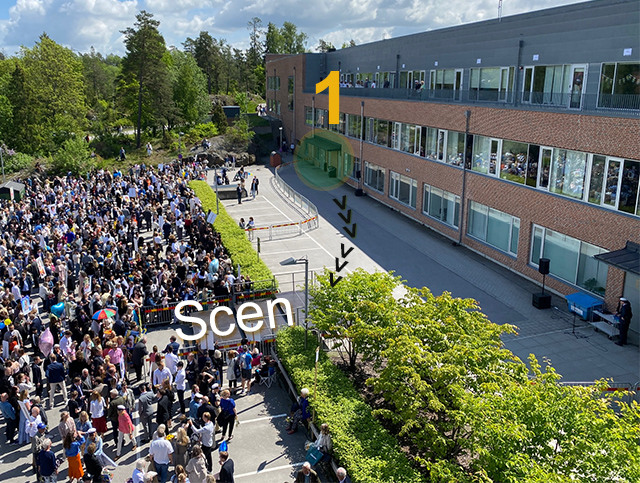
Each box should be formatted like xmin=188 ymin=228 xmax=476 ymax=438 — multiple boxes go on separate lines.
xmin=337 ymin=62 xmax=639 ymax=110
xmin=360 ymin=163 xmax=607 ymax=295
xmin=267 ymin=76 xmax=281 ymax=90
xmin=306 ymin=106 xmax=640 ymax=218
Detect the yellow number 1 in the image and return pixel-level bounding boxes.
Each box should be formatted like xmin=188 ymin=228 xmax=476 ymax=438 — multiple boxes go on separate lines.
xmin=316 ymin=71 xmax=339 ymax=125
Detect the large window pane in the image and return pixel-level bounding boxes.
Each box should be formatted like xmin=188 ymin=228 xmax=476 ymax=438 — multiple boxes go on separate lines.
xmin=510 ymin=219 xmax=520 ymax=255
xmin=472 ymin=135 xmax=491 ymax=174
xmin=604 ymin=159 xmax=620 ymax=206
xmin=447 ymin=131 xmax=465 ymax=166
xmin=549 ymin=149 xmax=586 ymax=199
xmin=599 ymin=63 xmax=640 ymax=109
xmin=429 ymin=188 xmax=443 ymax=220
xmin=442 ymin=192 xmax=458 ymax=227
xmin=468 ymin=201 xmax=488 ymax=240
xmin=500 ymin=140 xmax=528 ymax=184
xmin=543 ymin=230 xmax=580 ymax=283
xmin=425 ymin=128 xmax=437 ymax=160
xmin=376 ymin=120 xmax=389 ymax=146
xmin=526 ymin=144 xmax=540 ymax=187
xmin=588 ymin=155 xmax=606 ymax=204
xmin=619 ymin=160 xmax=640 ymax=214
xmin=487 ymin=209 xmax=512 ymax=252
xmin=577 ymin=243 xmax=608 ymax=296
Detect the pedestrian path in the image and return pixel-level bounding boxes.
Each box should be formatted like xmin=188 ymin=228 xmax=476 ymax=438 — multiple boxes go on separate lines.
xmin=220 ymin=157 xmax=639 ymax=385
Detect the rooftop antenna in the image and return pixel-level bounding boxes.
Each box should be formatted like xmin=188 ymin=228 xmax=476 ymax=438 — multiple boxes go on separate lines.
xmin=498 ymin=0 xmax=503 ymax=22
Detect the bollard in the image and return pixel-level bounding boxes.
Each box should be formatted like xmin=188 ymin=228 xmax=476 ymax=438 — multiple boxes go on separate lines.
xmin=257 ymin=237 xmax=261 ymax=259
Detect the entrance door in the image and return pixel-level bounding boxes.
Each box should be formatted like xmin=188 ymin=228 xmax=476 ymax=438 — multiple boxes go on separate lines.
xmin=407 ymin=71 xmax=414 ymax=89
xmin=454 ymin=69 xmax=463 ymax=101
xmin=538 ymin=147 xmax=553 ymax=189
xmin=569 ymin=65 xmax=586 ymax=109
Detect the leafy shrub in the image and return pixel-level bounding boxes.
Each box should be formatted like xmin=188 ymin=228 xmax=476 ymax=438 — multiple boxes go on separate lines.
xmin=225 ymin=116 xmax=254 ymax=151
xmin=4 ymin=152 xmax=34 ymax=173
xmin=53 ymin=136 xmax=95 ymax=175
xmin=276 ymin=326 xmax=423 ymax=483
xmin=211 ymin=104 xmax=228 ymax=135
xmin=189 ymin=181 xmax=275 ymax=289
xmin=184 ymin=123 xmax=219 ymax=144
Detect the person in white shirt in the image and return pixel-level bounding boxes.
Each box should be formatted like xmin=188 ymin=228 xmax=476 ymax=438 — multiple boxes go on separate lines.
xmin=152 ymin=361 xmax=172 ymax=388
xmin=175 ymin=361 xmax=187 ymax=414
xmin=164 ymin=350 xmax=179 ymax=376
xmin=149 ymin=427 xmax=173 ymax=483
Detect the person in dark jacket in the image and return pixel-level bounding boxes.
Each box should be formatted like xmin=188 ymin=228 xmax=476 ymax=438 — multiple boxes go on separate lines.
xmin=156 ymin=389 xmax=171 ymax=427
xmin=38 ymin=438 xmax=59 ymax=482
xmin=217 ymin=451 xmax=234 ymax=483
xmin=132 ymin=337 xmax=149 ymax=382
xmin=615 ymin=297 xmax=633 ymax=346
xmin=84 ymin=442 xmax=103 ymax=483
xmin=46 ymin=354 xmax=67 ymax=410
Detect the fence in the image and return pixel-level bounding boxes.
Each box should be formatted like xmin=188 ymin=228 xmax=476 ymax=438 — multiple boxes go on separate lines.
xmin=274 ymin=268 xmax=323 ymax=293
xmin=141 ymin=278 xmax=278 ymax=328
xmin=560 ymin=381 xmax=636 ymax=407
xmin=274 ymin=162 xmax=320 ymax=230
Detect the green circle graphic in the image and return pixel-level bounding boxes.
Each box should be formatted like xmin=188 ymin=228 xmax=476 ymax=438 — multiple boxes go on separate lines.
xmin=293 ymin=129 xmax=355 ymax=191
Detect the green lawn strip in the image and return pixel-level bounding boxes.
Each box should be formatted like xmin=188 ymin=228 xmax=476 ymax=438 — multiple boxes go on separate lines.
xmin=189 ymin=180 xmax=276 ymax=289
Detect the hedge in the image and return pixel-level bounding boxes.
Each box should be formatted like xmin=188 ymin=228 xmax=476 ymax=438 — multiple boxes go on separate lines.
xmin=277 ymin=326 xmax=424 ymax=483
xmin=189 ymin=180 xmax=275 ymax=289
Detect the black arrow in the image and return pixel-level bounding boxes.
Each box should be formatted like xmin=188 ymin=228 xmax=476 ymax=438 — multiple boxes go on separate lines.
xmin=329 ymin=272 xmax=343 ymax=287
xmin=343 ymin=223 xmax=357 ymax=238
xmin=338 ymin=209 xmax=352 ymax=224
xmin=341 ymin=243 xmax=354 ymax=259
xmin=333 ymin=195 xmax=347 ymax=210
xmin=335 ymin=257 xmax=349 ymax=273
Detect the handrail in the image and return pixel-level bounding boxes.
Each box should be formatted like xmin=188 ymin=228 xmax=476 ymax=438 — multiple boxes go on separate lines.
xmin=274 ymin=162 xmax=320 ymax=228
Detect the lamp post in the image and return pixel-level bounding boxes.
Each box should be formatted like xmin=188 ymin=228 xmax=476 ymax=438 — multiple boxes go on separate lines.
xmin=280 ymin=256 xmax=309 ymax=349
xmin=178 ymin=131 xmax=184 ymax=159
xmin=279 ymin=126 xmax=283 ymax=153
xmin=0 ymin=145 xmax=5 ymax=183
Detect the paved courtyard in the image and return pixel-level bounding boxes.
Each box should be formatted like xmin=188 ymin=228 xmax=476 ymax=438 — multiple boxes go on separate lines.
xmin=221 ymin=157 xmax=639 ymax=386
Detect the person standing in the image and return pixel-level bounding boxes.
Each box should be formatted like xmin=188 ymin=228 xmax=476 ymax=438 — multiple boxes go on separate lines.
xmin=175 ymin=361 xmax=187 ymax=414
xmin=236 ymin=184 xmax=242 ymax=205
xmin=132 ymin=336 xmax=149 ymax=383
xmin=0 ymin=392 xmax=18 ymax=443
xmin=137 ymin=383 xmax=155 ymax=443
xmin=38 ymin=438 xmax=59 ymax=483
xmin=84 ymin=442 xmax=104 ymax=483
xmin=185 ymin=445 xmax=207 ymax=483
xmin=116 ymin=405 xmax=137 ymax=459
xmin=250 ymin=177 xmax=259 ymax=199
xmin=149 ymin=426 xmax=174 ymax=483
xmin=31 ymin=422 xmax=47 ymax=479
xmin=218 ymin=389 xmax=237 ymax=441
xmin=107 ymin=389 xmax=125 ymax=445
xmin=247 ymin=217 xmax=255 ymax=241
xmin=63 ymin=433 xmax=85 ymax=483
xmin=216 ymin=450 xmax=235 ymax=483
xmin=189 ymin=412 xmax=215 ymax=471
xmin=295 ymin=462 xmax=319 ymax=483
xmin=615 ymin=297 xmax=633 ymax=346
xmin=46 ymin=354 xmax=67 ymax=410
xmin=336 ymin=467 xmax=352 ymax=483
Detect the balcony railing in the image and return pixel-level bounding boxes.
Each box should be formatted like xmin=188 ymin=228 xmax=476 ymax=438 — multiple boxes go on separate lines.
xmin=310 ymin=87 xmax=640 ymax=115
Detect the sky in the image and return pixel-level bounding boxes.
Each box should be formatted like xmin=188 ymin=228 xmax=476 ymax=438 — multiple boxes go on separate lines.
xmin=0 ymin=0 xmax=584 ymax=57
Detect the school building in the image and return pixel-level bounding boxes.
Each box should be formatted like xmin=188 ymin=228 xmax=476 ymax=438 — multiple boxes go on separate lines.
xmin=265 ymin=0 xmax=640 ymax=342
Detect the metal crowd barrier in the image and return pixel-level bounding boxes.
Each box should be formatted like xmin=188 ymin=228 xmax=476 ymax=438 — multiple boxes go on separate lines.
xmin=142 ymin=278 xmax=278 ymax=327
xmin=274 ymin=162 xmax=320 ymax=230
xmin=560 ymin=381 xmax=635 ymax=407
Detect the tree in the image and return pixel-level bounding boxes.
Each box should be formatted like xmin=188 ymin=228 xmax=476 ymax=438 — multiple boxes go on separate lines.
xmin=265 ymin=22 xmax=284 ymax=54
xmin=246 ymin=17 xmax=263 ymax=71
xmin=316 ymin=39 xmax=335 ymax=53
xmin=10 ymin=34 xmax=87 ymax=155
xmin=309 ymin=269 xmax=402 ymax=371
xmin=184 ymin=31 xmax=221 ymax=94
xmin=281 ymin=22 xmax=308 ymax=54
xmin=81 ymin=47 xmax=121 ymax=130
xmin=341 ymin=39 xmax=357 ymax=49
xmin=170 ymin=49 xmax=210 ymax=124
xmin=120 ymin=11 xmax=173 ymax=147
xmin=53 ymin=136 xmax=95 ymax=175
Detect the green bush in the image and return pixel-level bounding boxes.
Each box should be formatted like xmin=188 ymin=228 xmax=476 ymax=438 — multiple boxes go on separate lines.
xmin=277 ymin=326 xmax=423 ymax=483
xmin=184 ymin=123 xmax=219 ymax=144
xmin=53 ymin=136 xmax=95 ymax=175
xmin=4 ymin=152 xmax=34 ymax=173
xmin=189 ymin=180 xmax=275 ymax=289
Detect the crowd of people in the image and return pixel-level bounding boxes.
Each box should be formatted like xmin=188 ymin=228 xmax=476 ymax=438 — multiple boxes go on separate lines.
xmin=0 ymin=155 xmax=354 ymax=483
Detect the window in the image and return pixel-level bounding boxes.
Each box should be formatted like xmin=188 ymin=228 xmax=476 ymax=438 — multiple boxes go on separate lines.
xmin=446 ymin=131 xmax=465 ymax=166
xmin=276 ymin=100 xmax=281 ymax=115
xmin=329 ymin=112 xmax=345 ymax=134
xmin=530 ymin=226 xmax=608 ymax=296
xmin=345 ymin=154 xmax=361 ymax=180
xmin=314 ymin=108 xmax=328 ymax=129
xmin=500 ymin=140 xmax=529 ymax=184
xmin=429 ymin=69 xmax=463 ymax=100
xmin=619 ymin=160 xmax=640 ymax=215
xmin=287 ymin=77 xmax=294 ymax=111
xmin=548 ymin=149 xmax=587 ymax=200
xmin=364 ymin=162 xmax=385 ymax=192
xmin=390 ymin=172 xmax=417 ymax=208
xmin=346 ymin=114 xmax=362 ymax=139
xmin=267 ymin=76 xmax=281 ymax=90
xmin=469 ymin=67 xmax=514 ymax=101
xmin=423 ymin=184 xmax=460 ymax=228
xmin=522 ymin=65 xmax=571 ymax=106
xmin=304 ymin=106 xmax=313 ymax=126
xmin=468 ymin=202 xmax=519 ymax=256
xmin=598 ymin=62 xmax=640 ymax=109
xmin=472 ymin=136 xmax=500 ymax=175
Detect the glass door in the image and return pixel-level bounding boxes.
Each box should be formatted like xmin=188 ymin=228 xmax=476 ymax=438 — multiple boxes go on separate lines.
xmin=408 ymin=71 xmax=414 ymax=89
xmin=568 ymin=65 xmax=586 ymax=109
xmin=393 ymin=122 xmax=401 ymax=150
xmin=437 ymin=130 xmax=447 ymax=161
xmin=374 ymin=72 xmax=379 ymax=86
xmin=603 ymin=157 xmax=622 ymax=207
xmin=454 ymin=69 xmax=463 ymax=101
xmin=522 ymin=67 xmax=533 ymax=103
xmin=489 ymin=139 xmax=501 ymax=175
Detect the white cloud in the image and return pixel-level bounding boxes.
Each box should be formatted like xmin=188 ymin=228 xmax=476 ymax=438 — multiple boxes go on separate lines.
xmin=0 ymin=0 xmax=584 ymax=57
